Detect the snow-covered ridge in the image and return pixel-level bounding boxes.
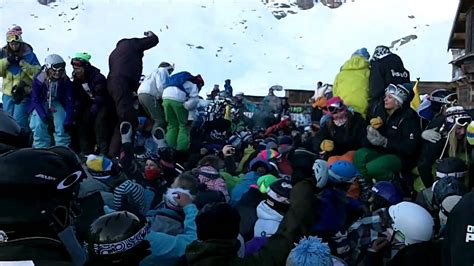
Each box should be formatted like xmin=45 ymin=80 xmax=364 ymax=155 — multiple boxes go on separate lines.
xmin=0 ymin=0 xmax=458 ymax=96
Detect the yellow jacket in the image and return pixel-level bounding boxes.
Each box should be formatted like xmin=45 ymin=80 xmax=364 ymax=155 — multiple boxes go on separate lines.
xmin=0 ymin=44 xmax=41 ymax=96
xmin=333 ymin=55 xmax=370 ymax=117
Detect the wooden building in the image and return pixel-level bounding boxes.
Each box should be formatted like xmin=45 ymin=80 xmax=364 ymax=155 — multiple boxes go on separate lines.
xmin=448 ymin=0 xmax=474 ymax=108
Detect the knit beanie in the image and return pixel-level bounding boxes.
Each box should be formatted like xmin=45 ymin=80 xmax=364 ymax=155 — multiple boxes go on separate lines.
xmin=444 ymin=106 xmax=471 ymax=132
xmin=266 ymin=178 xmax=292 ymax=205
xmin=435 ymin=157 xmax=468 ymax=179
xmin=352 ymin=47 xmax=370 ymax=60
xmin=257 ymin=174 xmax=278 ymax=193
xmin=86 ymin=154 xmax=114 ymax=179
xmin=467 ymin=121 xmax=474 ymax=145
xmin=286 ymin=236 xmax=333 ymax=266
xmin=6 ymin=26 xmax=23 ymax=43
xmin=73 ymin=52 xmax=92 ymax=62
xmin=196 ymin=203 xmax=240 ymax=241
xmin=385 ymin=84 xmax=410 ymax=105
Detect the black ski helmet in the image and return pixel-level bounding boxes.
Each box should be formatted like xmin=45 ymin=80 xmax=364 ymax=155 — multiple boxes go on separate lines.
xmin=87 ymin=211 xmax=150 ymax=264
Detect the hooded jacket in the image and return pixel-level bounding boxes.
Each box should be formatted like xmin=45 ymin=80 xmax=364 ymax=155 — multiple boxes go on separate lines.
xmin=253 ymin=201 xmax=283 ymax=238
xmin=138 ymin=66 xmax=172 ymax=99
xmin=162 ymin=81 xmax=199 ymax=103
xmin=368 ymin=46 xmax=410 ymax=105
xmin=0 ymin=43 xmax=41 ymax=96
xmin=333 ymin=55 xmax=370 ymax=117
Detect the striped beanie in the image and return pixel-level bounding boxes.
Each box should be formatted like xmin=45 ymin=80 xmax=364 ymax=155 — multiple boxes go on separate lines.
xmin=113 ymin=180 xmax=145 ymax=215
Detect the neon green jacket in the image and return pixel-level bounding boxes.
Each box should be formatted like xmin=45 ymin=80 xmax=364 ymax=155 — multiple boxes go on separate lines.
xmin=333 ymin=55 xmax=370 ymax=117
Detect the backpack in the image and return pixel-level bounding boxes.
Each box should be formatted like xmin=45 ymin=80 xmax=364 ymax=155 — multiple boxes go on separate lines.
xmin=164 ymin=71 xmax=194 ymax=97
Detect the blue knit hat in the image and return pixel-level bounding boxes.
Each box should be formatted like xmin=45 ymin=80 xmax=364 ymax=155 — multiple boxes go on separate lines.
xmin=286 ymin=236 xmax=332 ymax=266
xmin=352 ymin=47 xmax=370 ymax=60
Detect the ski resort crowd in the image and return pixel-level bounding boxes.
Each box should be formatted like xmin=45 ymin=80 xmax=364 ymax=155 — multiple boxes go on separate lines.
xmin=0 ymin=25 xmax=473 ymax=266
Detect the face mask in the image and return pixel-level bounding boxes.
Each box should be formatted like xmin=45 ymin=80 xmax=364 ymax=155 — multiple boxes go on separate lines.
xmin=333 ymin=117 xmax=348 ymax=127
xmin=144 ymin=168 xmax=161 ymax=181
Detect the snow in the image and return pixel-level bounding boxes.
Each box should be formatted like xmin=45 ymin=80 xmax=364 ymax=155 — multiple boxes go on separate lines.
xmin=0 ymin=0 xmax=459 ymax=96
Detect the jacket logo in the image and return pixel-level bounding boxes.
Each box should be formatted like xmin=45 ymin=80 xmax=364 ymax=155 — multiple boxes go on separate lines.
xmin=467 ymin=225 xmax=474 ymax=242
xmin=35 ymin=174 xmax=57 ymax=181
xmin=409 ymin=133 xmax=414 ymax=140
xmin=391 ymin=69 xmax=409 ymax=78
xmin=392 ymin=126 xmax=398 ymax=130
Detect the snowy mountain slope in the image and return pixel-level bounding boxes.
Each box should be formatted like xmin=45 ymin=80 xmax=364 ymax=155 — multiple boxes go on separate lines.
xmin=0 ymin=0 xmax=458 ymax=96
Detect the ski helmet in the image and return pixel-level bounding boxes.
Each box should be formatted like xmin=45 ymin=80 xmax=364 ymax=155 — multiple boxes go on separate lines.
xmin=429 ymin=89 xmax=457 ymax=105
xmin=44 ymin=54 xmax=66 ymax=70
xmin=328 ymin=160 xmax=359 ymax=184
xmin=371 ymin=181 xmax=403 ymax=205
xmin=88 ymin=211 xmax=149 ymax=258
xmin=312 ymin=159 xmax=328 ymax=188
xmin=388 ymin=202 xmax=434 ymax=245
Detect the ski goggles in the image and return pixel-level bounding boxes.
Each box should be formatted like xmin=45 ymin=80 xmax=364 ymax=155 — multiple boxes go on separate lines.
xmin=429 ymin=92 xmax=457 ymax=105
xmin=455 ymin=115 xmax=472 ymax=127
xmin=70 ymin=58 xmax=89 ymax=67
xmin=323 ymin=101 xmax=346 ymax=114
xmin=385 ymin=84 xmax=409 ymax=98
xmin=6 ymin=34 xmax=21 ymax=43
xmin=49 ymin=62 xmax=66 ymax=71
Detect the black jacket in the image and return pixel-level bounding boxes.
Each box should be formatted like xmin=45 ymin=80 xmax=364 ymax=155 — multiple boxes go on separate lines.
xmin=442 ymin=192 xmax=474 ymax=266
xmin=366 ymin=107 xmax=421 ymax=171
xmin=369 ymin=53 xmax=410 ymax=103
xmin=235 ymin=187 xmax=266 ymax=241
xmin=108 ymin=34 xmax=159 ymax=89
xmin=310 ymin=112 xmax=367 ymax=156
xmin=364 ymin=241 xmax=442 ymax=266
xmin=72 ymin=65 xmax=112 ymax=114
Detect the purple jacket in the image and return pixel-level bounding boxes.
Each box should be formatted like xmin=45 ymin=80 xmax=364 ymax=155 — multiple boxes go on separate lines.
xmin=30 ymin=70 xmax=74 ymax=125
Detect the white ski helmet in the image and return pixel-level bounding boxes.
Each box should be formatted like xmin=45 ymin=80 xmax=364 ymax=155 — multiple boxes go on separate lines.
xmin=45 ymin=54 xmax=66 ymax=69
xmin=388 ymin=201 xmax=434 ymax=245
xmin=312 ymin=159 xmax=328 ymax=188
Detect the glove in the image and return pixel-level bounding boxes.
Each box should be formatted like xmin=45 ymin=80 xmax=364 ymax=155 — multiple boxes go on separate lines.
xmin=421 ymin=128 xmax=441 ymax=143
xmin=367 ymin=126 xmax=388 ymax=147
xmin=320 ymin=139 xmax=334 ymax=152
xmin=370 ymin=116 xmax=384 ymax=129
xmin=243 ymin=144 xmax=255 ymax=156
xmin=7 ymin=55 xmax=21 ymax=65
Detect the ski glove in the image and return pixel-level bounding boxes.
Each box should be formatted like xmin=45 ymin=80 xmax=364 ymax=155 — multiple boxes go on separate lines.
xmin=367 ymin=126 xmax=388 ymax=147
xmin=421 ymin=128 xmax=441 ymax=143
xmin=320 ymin=139 xmax=334 ymax=152
xmin=370 ymin=116 xmax=384 ymax=129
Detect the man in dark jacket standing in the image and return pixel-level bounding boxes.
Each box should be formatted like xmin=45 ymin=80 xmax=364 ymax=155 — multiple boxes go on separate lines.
xmin=367 ymin=45 xmax=410 ymax=121
xmin=107 ymin=31 xmax=159 ymax=157
xmin=71 ymin=52 xmax=114 ymax=156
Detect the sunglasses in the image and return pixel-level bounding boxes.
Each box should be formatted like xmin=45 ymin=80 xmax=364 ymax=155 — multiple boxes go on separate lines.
xmin=323 ymin=104 xmax=345 ymax=114
xmin=50 ymin=62 xmax=66 ymax=71
xmin=71 ymin=58 xmax=88 ymax=67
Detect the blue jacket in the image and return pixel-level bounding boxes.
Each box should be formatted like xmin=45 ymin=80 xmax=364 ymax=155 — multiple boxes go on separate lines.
xmin=312 ymin=187 xmax=362 ymax=237
xmin=230 ymin=171 xmax=260 ymax=206
xmin=140 ymin=204 xmax=198 ymax=266
xmin=30 ymin=70 xmax=74 ymax=125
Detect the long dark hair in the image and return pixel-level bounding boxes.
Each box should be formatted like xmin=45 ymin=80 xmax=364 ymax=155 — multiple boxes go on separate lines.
xmin=327 ymin=111 xmax=354 ymax=141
